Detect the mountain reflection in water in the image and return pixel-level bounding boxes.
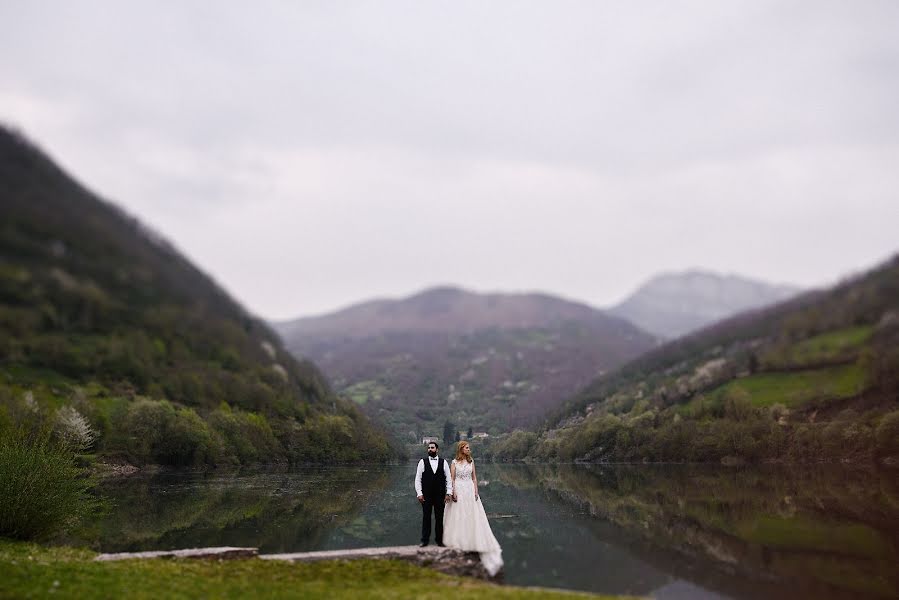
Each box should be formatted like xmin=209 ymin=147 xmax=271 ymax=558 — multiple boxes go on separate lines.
xmin=79 ymin=464 xmax=898 ymax=599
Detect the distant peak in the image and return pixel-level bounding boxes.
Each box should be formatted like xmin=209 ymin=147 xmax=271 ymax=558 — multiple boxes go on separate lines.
xmin=611 ymin=268 xmax=803 ymax=339
xmin=409 ymin=285 xmax=471 ymax=299
xmin=642 ymin=269 xmax=798 ymax=290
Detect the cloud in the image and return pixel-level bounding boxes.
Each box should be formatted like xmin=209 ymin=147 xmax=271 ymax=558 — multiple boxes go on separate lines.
xmin=1 ymin=1 xmax=897 ymax=318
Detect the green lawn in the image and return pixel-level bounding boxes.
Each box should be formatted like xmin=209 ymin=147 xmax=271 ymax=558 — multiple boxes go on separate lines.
xmin=762 ymin=326 xmax=873 ymax=368
xmin=707 ymin=363 xmax=867 ymax=408
xmin=0 ymin=540 xmax=624 ymax=600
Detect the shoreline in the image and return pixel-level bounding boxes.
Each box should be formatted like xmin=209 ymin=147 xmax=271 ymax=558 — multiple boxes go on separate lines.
xmin=92 ymin=457 xmax=899 ymax=479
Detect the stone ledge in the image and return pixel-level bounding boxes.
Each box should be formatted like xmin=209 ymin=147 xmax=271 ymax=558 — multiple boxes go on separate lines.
xmin=95 ymin=547 xmax=258 ymax=561
xmin=93 ymin=545 xmax=500 ymax=581
xmin=263 ymin=545 xmax=499 ymax=581
xmin=261 ymin=544 xmax=443 ymax=562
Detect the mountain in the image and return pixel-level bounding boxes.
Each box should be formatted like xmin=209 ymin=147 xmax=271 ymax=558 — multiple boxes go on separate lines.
xmin=492 ymin=255 xmax=899 ymax=464
xmin=274 ymin=287 xmax=657 ymax=442
xmin=0 ymin=126 xmax=393 ymax=465
xmin=609 ymin=270 xmax=801 ymax=339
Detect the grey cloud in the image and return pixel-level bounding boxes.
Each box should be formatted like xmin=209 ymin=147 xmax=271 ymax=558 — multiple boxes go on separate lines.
xmin=1 ymin=0 xmax=897 ymax=318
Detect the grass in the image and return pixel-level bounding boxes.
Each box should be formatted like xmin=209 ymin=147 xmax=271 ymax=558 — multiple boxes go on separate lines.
xmin=762 ymin=326 xmax=874 ymax=368
xmin=342 ymin=380 xmax=390 ymax=405
xmin=0 ymin=540 xmax=625 ymax=599
xmin=734 ymin=515 xmax=892 ymax=559
xmin=705 ymin=363 xmax=867 ymax=409
xmin=790 ymin=326 xmax=872 ymax=361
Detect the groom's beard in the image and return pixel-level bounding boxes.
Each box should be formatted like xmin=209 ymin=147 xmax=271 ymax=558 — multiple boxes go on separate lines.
xmin=427 ymin=451 xmax=437 ymax=457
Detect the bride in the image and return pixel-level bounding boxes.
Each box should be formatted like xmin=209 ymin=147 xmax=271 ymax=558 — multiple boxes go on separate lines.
xmin=443 ymin=440 xmax=503 ymax=576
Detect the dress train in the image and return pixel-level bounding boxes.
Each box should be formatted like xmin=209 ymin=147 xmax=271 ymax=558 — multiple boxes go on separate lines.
xmin=442 ymin=459 xmax=503 ymax=576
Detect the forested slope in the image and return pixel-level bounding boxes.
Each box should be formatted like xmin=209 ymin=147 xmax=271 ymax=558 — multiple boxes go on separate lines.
xmin=0 ymin=126 xmax=394 ymax=466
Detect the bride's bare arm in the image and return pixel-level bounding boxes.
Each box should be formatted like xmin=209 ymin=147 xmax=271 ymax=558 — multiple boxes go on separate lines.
xmin=450 ymin=461 xmax=456 ymax=497
xmin=472 ymin=461 xmax=479 ymax=500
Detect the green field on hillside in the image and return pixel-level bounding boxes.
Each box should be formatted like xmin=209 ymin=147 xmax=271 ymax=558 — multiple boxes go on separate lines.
xmin=704 ymin=363 xmax=867 ymax=409
xmin=761 ymin=325 xmax=874 ymax=368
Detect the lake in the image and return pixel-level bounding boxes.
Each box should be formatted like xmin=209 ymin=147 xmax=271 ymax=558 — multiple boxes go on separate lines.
xmin=79 ymin=464 xmax=899 ymax=599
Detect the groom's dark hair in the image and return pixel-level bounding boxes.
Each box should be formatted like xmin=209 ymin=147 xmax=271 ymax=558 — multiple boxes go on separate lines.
xmin=428 ymin=442 xmax=439 ymax=449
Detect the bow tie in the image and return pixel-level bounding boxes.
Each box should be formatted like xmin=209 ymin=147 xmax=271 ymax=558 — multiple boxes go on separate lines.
xmin=429 ymin=457 xmax=437 ymax=460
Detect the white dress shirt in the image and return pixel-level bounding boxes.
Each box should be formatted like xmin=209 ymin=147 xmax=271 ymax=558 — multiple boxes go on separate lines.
xmin=414 ymin=455 xmax=453 ymax=497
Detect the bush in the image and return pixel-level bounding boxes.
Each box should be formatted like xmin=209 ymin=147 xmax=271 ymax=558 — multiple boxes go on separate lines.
xmin=208 ymin=404 xmax=283 ymax=464
xmin=276 ymin=413 xmax=380 ymax=463
xmin=875 ymin=411 xmax=899 ymax=457
xmin=0 ymin=429 xmax=101 ymax=541
xmin=54 ymin=406 xmax=97 ymax=452
xmin=114 ymin=399 xmax=217 ymax=466
xmin=491 ymin=430 xmax=537 ymax=460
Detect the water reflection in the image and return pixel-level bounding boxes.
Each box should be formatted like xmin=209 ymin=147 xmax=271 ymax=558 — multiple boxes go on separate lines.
xmin=87 ymin=468 xmax=394 ymax=554
xmin=516 ymin=464 xmax=899 ymax=599
xmin=79 ymin=464 xmax=898 ymax=599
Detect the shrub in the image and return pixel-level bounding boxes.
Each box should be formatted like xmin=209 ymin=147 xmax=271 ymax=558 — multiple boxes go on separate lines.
xmin=114 ymin=399 xmax=216 ymax=466
xmin=277 ymin=413 xmax=370 ymax=463
xmin=875 ymin=411 xmax=899 ymax=457
xmin=492 ymin=430 xmax=537 ymax=460
xmin=723 ymin=388 xmax=754 ymax=421
xmin=54 ymin=406 xmax=97 ymax=452
xmin=0 ymin=429 xmax=102 ymax=541
xmin=208 ymin=404 xmax=283 ymax=464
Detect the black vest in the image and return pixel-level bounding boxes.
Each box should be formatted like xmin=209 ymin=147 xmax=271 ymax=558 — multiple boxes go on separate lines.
xmin=421 ymin=456 xmax=446 ymax=499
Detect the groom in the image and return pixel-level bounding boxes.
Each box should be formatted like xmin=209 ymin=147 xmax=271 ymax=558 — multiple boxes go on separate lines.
xmin=414 ymin=441 xmax=453 ymax=547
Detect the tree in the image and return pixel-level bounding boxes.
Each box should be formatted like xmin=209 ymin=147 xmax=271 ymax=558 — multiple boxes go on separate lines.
xmin=467 ymin=426 xmax=473 ymax=439
xmin=442 ymin=420 xmax=455 ymax=446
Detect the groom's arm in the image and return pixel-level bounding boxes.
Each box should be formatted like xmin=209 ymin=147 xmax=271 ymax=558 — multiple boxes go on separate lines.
xmin=414 ymin=459 xmax=424 ymax=498
xmin=443 ymin=460 xmax=453 ymax=496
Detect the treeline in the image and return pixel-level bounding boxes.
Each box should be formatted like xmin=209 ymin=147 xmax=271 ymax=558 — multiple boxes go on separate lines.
xmin=492 ymin=403 xmax=899 ymax=465
xmin=492 ymin=401 xmax=899 ymax=464
xmin=0 ymin=389 xmax=391 ymax=467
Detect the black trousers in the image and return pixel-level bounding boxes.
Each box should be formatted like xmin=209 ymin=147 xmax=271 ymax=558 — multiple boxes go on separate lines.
xmin=421 ymin=496 xmax=445 ymax=544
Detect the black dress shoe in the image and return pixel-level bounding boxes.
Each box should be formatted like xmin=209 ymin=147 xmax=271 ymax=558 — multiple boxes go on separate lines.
xmin=437 ymin=543 xmax=446 ymax=547
xmin=419 ymin=542 xmax=429 ymax=547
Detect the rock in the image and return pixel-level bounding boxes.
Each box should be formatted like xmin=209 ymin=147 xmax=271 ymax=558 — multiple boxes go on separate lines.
xmin=93 ymin=462 xmax=140 ymax=477
xmin=94 ymin=546 xmax=503 ymax=582
xmin=93 ymin=544 xmax=503 ymax=582
xmin=262 ymin=545 xmax=501 ymax=582
xmin=95 ymin=547 xmax=258 ymax=561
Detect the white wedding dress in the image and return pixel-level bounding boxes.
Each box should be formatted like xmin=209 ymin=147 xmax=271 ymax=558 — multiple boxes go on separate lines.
xmin=443 ymin=459 xmax=503 ymax=576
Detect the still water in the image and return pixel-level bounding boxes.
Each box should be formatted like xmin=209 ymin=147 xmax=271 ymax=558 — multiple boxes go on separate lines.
xmin=81 ymin=464 xmax=898 ymax=599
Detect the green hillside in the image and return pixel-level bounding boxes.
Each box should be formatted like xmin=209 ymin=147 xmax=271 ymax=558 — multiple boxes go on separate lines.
xmin=0 ymin=126 xmax=393 ymax=466
xmin=492 ymin=256 xmax=899 ymax=464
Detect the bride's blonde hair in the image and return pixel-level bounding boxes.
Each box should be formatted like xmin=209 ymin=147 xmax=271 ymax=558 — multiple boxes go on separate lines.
xmin=454 ymin=440 xmax=473 ymax=463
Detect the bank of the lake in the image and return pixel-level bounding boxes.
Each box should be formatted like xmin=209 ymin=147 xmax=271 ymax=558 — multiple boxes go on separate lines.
xmin=0 ymin=540 xmax=623 ymax=600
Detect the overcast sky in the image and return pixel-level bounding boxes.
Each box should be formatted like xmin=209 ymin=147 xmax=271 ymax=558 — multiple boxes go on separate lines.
xmin=2 ymin=1 xmax=897 ymax=320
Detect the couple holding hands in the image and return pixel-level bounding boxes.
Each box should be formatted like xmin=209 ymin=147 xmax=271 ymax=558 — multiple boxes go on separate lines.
xmin=413 ymin=440 xmax=503 ymax=576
